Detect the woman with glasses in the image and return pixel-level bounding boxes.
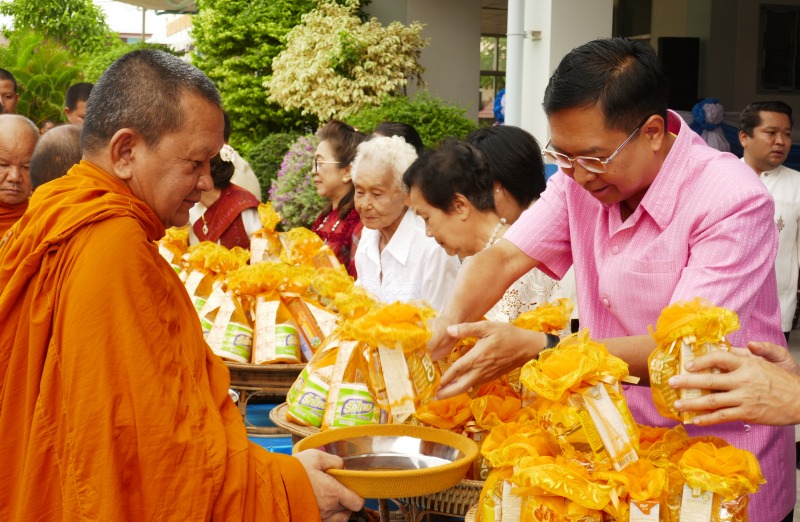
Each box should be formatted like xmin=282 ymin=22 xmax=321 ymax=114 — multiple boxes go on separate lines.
xmin=311 ymin=120 xmax=365 ymax=277
xmin=426 ymin=37 xmax=794 ymax=520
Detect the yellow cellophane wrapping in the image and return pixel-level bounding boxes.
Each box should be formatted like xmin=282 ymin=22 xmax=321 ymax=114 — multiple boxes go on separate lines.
xmin=648 ymin=298 xmax=739 ymax=422
xmin=280 ymin=227 xmax=341 ymax=269
xmin=678 ymin=441 xmax=765 ymax=501
xmin=256 ymin=202 xmax=282 ymax=233
xmin=249 ymin=202 xmax=283 ymax=262
xmin=481 ymin=420 xmax=553 ymax=469
xmin=310 ymin=265 xmax=355 ymax=309
xmin=597 ymin=459 xmax=668 ymax=520
xmin=187 ymin=241 xmax=250 ymax=274
xmin=512 ymin=455 xmax=616 ymax=512
xmin=479 ymin=467 xmax=513 ymax=522
xmin=333 ymin=286 xmax=377 ymax=320
xmin=512 ymin=298 xmax=574 ymax=334
xmin=159 ymin=226 xmax=190 ymax=271
xmin=519 ymin=330 xmax=630 ymax=403
xmin=471 ymin=395 xmax=523 ymax=431
xmin=413 ymin=393 xmax=474 ymax=431
xmin=285 ymin=336 xmax=340 ymax=427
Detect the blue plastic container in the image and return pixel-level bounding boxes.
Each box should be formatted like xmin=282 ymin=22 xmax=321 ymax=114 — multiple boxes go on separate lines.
xmin=248 ymin=434 xmax=293 ymax=455
xmin=245 ymin=403 xmax=279 ymax=428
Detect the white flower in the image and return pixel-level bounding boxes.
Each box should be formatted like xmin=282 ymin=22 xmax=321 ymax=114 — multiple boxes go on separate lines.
xmin=219 ymin=143 xmax=235 ymax=163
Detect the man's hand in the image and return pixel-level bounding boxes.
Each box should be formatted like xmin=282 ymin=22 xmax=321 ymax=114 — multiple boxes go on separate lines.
xmin=668 ymin=342 xmax=800 ymax=426
xmin=294 ymin=449 xmax=365 ymax=522
xmin=436 ymin=321 xmax=542 ymax=400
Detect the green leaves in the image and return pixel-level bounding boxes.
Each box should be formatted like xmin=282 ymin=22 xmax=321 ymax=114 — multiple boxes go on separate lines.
xmin=265 ymin=0 xmax=428 ymax=122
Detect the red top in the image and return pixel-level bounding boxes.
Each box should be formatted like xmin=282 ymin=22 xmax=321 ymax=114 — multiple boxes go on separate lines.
xmin=192 ymin=184 xmax=260 ymax=250
xmin=311 ymin=207 xmax=362 ymax=277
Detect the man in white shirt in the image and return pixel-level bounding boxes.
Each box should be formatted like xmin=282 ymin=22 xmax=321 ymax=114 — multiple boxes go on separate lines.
xmin=352 ymin=135 xmax=459 ymax=311
xmin=739 ymin=100 xmax=800 ymax=341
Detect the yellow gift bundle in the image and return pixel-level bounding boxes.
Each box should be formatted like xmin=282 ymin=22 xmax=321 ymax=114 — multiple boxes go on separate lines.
xmin=677 ymin=442 xmax=764 ymax=522
xmin=648 ymin=298 xmax=739 ymax=423
xmin=182 ymin=243 xmax=253 ymax=362
xmin=342 ymin=302 xmax=440 ymax=424
xmin=520 ymin=330 xmax=640 ymax=472
xmin=286 ymin=333 xmax=341 ymax=427
xmin=309 ymin=265 xmax=355 ymax=310
xmin=157 ymin=226 xmax=190 ymax=278
xmin=227 ymin=262 xmax=310 ymax=364
xmin=280 ymin=227 xmax=341 ymax=270
xmin=249 ymin=203 xmax=283 ymax=264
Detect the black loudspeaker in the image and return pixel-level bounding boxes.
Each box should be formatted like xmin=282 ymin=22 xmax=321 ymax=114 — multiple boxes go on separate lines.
xmin=657 ymin=37 xmax=700 ymax=111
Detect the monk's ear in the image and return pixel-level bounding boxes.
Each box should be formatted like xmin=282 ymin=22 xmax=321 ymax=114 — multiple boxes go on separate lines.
xmin=108 ymin=128 xmax=139 ymax=181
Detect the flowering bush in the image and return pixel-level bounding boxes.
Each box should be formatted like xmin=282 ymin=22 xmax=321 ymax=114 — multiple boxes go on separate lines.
xmin=265 ymin=0 xmax=428 ymax=121
xmin=268 ymin=134 xmax=326 ymax=229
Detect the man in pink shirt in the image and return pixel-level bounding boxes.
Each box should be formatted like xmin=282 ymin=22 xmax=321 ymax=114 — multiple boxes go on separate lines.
xmin=429 ymin=38 xmax=795 ymax=519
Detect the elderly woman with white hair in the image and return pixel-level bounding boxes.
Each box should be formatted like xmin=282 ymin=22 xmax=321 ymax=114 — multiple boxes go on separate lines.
xmin=352 ymin=135 xmax=459 ymax=311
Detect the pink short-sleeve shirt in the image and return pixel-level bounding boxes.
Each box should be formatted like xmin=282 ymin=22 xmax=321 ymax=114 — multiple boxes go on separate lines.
xmin=506 ymin=111 xmax=795 ymax=518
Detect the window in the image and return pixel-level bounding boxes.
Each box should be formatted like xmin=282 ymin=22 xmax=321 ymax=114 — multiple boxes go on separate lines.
xmin=759 ymin=5 xmax=800 ymax=92
xmin=479 ymin=35 xmax=507 ymax=123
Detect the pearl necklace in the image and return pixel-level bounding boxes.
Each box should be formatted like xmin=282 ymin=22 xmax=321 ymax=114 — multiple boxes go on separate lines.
xmin=484 ymin=217 xmax=507 ymax=250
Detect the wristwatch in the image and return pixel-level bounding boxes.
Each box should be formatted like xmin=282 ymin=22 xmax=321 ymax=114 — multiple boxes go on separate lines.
xmin=544 ymin=333 xmax=560 ymax=349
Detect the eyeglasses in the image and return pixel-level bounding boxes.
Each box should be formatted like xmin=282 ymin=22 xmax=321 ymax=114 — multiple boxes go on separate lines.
xmin=541 ymin=114 xmax=655 ymax=174
xmin=314 ymin=159 xmax=342 ymax=172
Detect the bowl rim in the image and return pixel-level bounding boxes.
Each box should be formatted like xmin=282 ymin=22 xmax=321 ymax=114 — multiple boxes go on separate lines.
xmin=293 ymin=423 xmax=479 ymax=480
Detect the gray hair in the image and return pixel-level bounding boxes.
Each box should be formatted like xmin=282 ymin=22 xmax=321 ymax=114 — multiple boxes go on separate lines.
xmin=81 ymin=49 xmax=222 ymax=154
xmin=351 ymin=135 xmax=418 ymax=194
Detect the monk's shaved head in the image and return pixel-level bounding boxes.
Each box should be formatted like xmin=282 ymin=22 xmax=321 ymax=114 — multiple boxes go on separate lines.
xmin=0 ymin=114 xmax=38 ymax=205
xmin=31 ymin=123 xmax=82 ymax=189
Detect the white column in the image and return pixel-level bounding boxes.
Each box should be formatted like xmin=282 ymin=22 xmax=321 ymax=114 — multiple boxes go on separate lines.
xmin=520 ymin=0 xmax=613 ymax=143
xmin=505 ymin=0 xmax=524 ymax=126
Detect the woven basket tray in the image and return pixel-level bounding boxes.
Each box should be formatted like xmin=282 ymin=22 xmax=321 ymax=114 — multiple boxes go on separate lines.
xmin=465 ymin=504 xmax=478 ymax=522
xmin=225 ymin=362 xmax=304 ymax=392
xmin=402 ymin=478 xmax=483 ymax=517
xmin=269 ymin=402 xmax=320 ymax=442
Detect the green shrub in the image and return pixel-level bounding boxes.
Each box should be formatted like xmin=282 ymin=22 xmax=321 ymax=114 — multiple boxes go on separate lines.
xmin=268 ymin=134 xmax=326 ymax=229
xmin=0 ymin=30 xmax=81 ymax=125
xmin=244 ymin=132 xmax=302 ymax=200
xmin=347 ymin=94 xmax=477 ymax=148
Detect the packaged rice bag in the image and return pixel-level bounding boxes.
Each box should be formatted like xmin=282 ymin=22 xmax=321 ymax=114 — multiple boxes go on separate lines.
xmin=321 ymin=340 xmax=382 ymax=429
xmin=203 ymin=289 xmax=254 ymax=363
xmin=677 ymin=441 xmax=764 ymax=522
xmin=282 ymin=294 xmax=333 ymax=361
xmin=343 ymin=302 xmax=439 ymax=423
xmin=280 ymin=227 xmax=340 ymax=269
xmin=249 ymin=203 xmax=283 ymax=263
xmin=226 ymin=263 xmax=303 ymax=363
xmin=521 ymin=330 xmax=639 ymax=471
xmin=286 ymin=337 xmax=342 ymax=427
xmin=648 ymin=298 xmax=739 ymax=423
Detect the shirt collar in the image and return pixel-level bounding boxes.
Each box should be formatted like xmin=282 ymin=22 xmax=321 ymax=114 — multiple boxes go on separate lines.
xmin=382 ymin=208 xmax=417 ymax=265
xmin=636 ymin=110 xmax=695 ymax=230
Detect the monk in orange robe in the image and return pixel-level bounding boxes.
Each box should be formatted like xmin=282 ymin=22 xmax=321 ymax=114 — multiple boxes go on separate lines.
xmin=0 ymin=50 xmax=363 ymax=521
xmin=0 ymin=114 xmax=37 ymax=237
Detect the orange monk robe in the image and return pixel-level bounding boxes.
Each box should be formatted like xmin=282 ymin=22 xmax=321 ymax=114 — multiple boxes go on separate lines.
xmin=0 ymin=199 xmax=27 ymax=238
xmin=0 ymin=161 xmax=320 ymax=521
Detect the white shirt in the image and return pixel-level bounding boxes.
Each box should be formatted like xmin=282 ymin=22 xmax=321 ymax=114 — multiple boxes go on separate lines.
xmin=755 ymin=163 xmax=800 ymax=331
xmin=355 ymin=208 xmax=460 ymax=311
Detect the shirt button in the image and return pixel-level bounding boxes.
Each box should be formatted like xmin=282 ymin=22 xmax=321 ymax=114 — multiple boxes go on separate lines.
xmin=602 ymin=297 xmax=610 ymax=308
xmin=611 ymin=246 xmax=620 ymax=255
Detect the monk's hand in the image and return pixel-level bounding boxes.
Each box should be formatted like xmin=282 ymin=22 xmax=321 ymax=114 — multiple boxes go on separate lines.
xmin=427 ymin=315 xmax=459 ymax=361
xmin=668 ymin=346 xmax=800 ymax=427
xmin=294 ymin=449 xmax=365 ymax=522
xmin=435 ymin=321 xmax=540 ymax=400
